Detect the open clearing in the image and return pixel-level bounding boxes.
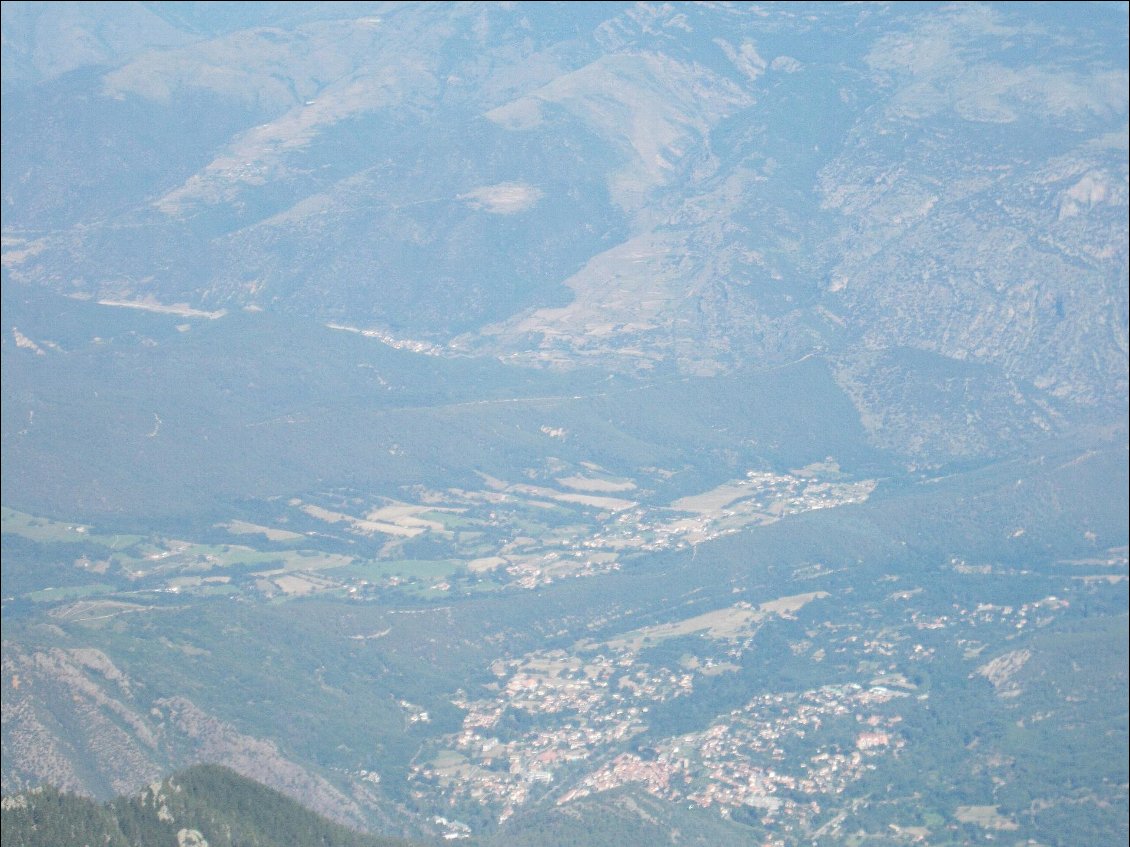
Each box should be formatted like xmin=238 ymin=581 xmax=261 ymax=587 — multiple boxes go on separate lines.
xmin=954 ymin=806 xmax=1018 ymax=831
xmin=671 ymin=480 xmax=762 ymax=513
xmin=221 ymin=520 xmax=304 ymax=542
xmin=598 ymin=593 xmax=829 ymax=651
xmin=557 ymin=474 xmax=637 ymax=493
xmin=301 ymin=504 xmax=425 ymax=537
xmin=2 ymin=507 xmax=142 ymax=548
xmin=95 ymin=298 xmax=225 ymax=319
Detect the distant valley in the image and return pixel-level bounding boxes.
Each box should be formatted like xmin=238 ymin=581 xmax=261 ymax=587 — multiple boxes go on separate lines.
xmin=2 ymin=2 xmax=1126 ymax=845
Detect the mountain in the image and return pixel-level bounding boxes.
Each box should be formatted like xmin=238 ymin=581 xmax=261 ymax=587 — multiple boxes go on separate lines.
xmin=2 ymin=2 xmax=1127 ymax=845
xmin=0 ymin=763 xmax=421 ymax=847
xmin=3 ymin=3 xmax=1127 ymax=495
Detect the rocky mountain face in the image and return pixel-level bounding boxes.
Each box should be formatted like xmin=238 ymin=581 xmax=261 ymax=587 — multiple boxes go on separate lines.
xmin=3 ymin=2 xmax=1126 ymax=466
xmin=0 ymin=762 xmax=416 ymax=847
xmin=1 ymin=643 xmax=375 ymax=829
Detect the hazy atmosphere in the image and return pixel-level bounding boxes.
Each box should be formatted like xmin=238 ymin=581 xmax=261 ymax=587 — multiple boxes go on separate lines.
xmin=2 ymin=3 xmax=1127 ymax=845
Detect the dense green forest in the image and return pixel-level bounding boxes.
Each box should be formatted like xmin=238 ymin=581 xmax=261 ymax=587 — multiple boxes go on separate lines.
xmin=0 ymin=765 xmax=421 ymax=847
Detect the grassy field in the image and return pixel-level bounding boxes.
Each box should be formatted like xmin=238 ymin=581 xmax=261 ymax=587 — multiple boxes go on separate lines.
xmin=598 ymin=593 xmax=829 ymax=651
xmin=25 ymin=583 xmax=116 ymax=603
xmin=955 ymin=805 xmax=1019 ymax=831
xmin=330 ymin=558 xmax=462 ymax=581
xmin=220 ymin=520 xmax=305 ymax=542
xmin=2 ymin=506 xmax=143 ymax=548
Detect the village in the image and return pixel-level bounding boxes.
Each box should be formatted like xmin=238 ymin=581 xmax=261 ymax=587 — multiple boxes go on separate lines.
xmin=406 ymin=558 xmax=1094 ymax=840
xmin=410 ymin=593 xmax=915 ymax=833
xmin=295 ymin=462 xmax=879 ymax=597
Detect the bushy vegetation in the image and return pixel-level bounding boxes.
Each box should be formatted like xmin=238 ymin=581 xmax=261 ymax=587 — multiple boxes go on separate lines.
xmin=1 ymin=765 xmax=420 ymax=847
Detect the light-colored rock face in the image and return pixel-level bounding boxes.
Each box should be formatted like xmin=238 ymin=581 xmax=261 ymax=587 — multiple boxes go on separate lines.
xmin=1 ymin=645 xmax=366 ymax=829
xmin=177 ymin=828 xmax=209 ymax=847
xmin=977 ymin=648 xmax=1033 ymax=697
